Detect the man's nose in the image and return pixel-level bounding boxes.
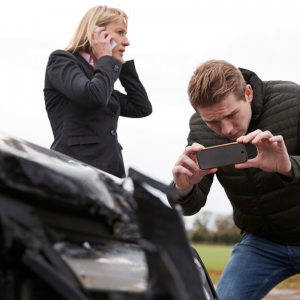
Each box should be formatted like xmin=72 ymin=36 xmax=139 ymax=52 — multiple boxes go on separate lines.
xmin=221 ymin=122 xmax=233 ymax=136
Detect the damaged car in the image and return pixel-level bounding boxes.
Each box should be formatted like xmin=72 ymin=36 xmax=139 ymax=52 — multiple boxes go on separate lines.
xmin=0 ymin=131 xmax=218 ymax=300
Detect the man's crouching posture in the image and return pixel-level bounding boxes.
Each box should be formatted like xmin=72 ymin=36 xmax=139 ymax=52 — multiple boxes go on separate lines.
xmin=168 ymin=60 xmax=300 ymax=300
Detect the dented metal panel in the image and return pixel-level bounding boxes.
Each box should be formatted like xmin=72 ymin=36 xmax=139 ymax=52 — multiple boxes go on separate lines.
xmin=0 ymin=131 xmax=137 ymax=231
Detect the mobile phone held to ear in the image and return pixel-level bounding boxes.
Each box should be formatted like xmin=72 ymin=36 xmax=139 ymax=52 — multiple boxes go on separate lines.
xmin=109 ymin=39 xmax=117 ymax=50
xmin=94 ymin=26 xmax=117 ymax=50
xmin=196 ymin=142 xmax=248 ymax=170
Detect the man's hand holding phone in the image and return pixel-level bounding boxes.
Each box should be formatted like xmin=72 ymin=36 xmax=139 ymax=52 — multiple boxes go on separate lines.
xmin=236 ymin=130 xmax=295 ymax=179
xmin=91 ymin=26 xmax=115 ymax=60
xmin=172 ymin=143 xmax=218 ymax=198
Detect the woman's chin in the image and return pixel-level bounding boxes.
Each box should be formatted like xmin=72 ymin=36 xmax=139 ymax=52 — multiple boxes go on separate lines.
xmin=113 ymin=55 xmax=124 ymax=63
xmin=112 ymin=54 xmax=121 ymax=60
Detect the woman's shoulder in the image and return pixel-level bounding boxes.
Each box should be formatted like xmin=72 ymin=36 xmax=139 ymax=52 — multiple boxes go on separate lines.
xmin=48 ymin=50 xmax=78 ymax=64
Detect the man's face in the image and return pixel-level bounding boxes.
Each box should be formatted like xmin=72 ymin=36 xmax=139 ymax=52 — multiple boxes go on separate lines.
xmin=196 ymin=85 xmax=253 ymax=141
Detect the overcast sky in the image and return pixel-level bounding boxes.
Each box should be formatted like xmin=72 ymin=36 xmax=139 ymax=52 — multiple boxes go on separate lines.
xmin=1 ymin=0 xmax=300 ymax=228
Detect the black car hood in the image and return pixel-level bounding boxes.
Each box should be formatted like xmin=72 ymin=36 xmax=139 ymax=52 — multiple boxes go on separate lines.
xmin=0 ymin=131 xmax=135 ymax=226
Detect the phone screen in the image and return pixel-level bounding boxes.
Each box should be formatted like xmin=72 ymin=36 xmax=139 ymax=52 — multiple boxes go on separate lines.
xmin=196 ymin=143 xmax=248 ymax=170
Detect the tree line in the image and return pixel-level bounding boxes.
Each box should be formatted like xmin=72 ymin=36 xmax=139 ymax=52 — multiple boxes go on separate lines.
xmin=187 ymin=211 xmax=241 ymax=245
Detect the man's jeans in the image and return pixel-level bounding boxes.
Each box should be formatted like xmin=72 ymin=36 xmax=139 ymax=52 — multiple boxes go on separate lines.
xmin=216 ymin=233 xmax=300 ymax=300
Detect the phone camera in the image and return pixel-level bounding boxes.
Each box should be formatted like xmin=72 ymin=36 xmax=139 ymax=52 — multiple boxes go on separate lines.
xmin=241 ymin=151 xmax=244 ymax=154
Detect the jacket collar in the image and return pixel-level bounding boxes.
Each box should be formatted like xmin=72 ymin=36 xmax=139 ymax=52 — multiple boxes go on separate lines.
xmin=73 ymin=52 xmax=95 ymax=78
xmin=238 ymin=68 xmax=265 ymax=125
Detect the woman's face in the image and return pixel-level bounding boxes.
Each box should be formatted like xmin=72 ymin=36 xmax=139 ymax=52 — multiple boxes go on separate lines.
xmin=105 ymin=19 xmax=130 ymax=62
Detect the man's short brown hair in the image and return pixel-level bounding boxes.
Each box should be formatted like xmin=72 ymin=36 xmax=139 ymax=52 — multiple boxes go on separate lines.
xmin=188 ymin=60 xmax=247 ymax=109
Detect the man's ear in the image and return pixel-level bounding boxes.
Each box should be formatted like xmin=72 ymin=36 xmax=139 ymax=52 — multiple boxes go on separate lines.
xmin=245 ymin=85 xmax=253 ymax=103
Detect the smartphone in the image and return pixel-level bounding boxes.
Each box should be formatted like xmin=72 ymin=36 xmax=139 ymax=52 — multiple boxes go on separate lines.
xmin=94 ymin=26 xmax=117 ymax=50
xmin=196 ymin=142 xmax=248 ymax=170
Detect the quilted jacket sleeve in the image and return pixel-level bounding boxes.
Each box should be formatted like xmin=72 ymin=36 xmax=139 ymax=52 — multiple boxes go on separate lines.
xmin=167 ymin=175 xmax=214 ymax=216
xmin=278 ymin=92 xmax=300 ymax=189
xmin=287 ymin=156 xmax=300 ymax=189
xmin=167 ymin=113 xmax=215 ymax=216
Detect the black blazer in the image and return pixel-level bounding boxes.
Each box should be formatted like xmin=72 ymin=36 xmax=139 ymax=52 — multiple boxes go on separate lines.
xmin=44 ymin=50 xmax=152 ymax=177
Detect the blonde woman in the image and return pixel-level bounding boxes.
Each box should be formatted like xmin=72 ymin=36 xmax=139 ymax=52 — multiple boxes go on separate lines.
xmin=44 ymin=6 xmax=152 ymax=178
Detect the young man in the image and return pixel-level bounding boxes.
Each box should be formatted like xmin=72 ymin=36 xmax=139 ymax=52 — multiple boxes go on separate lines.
xmin=168 ymin=60 xmax=300 ymax=300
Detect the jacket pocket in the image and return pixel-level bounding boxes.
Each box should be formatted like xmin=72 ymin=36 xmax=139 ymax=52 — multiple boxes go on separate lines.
xmin=67 ymin=135 xmax=100 ymax=146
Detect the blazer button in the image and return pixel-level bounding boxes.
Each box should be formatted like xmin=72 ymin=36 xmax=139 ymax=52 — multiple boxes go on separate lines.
xmin=110 ymin=113 xmax=115 ymax=119
xmin=111 ymin=130 xmax=116 ymax=136
xmin=114 ymin=65 xmax=119 ymax=72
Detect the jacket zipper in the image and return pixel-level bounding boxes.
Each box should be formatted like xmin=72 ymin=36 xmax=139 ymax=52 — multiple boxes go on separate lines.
xmin=245 ymin=169 xmax=273 ymax=233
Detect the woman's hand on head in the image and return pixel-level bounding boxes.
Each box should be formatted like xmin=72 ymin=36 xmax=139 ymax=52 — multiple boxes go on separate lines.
xmin=90 ymin=27 xmax=113 ymax=60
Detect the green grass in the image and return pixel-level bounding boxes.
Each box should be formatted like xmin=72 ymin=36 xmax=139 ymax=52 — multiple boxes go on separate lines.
xmin=192 ymin=244 xmax=233 ymax=269
xmin=192 ymin=244 xmax=300 ymax=289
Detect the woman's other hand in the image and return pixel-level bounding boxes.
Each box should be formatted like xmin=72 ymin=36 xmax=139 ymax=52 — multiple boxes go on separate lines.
xmin=91 ymin=27 xmax=113 ymax=60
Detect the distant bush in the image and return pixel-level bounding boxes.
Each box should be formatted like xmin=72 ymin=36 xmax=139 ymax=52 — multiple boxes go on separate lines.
xmin=191 ymin=232 xmax=241 ymax=244
xmin=190 ymin=212 xmax=242 ymax=245
xmin=211 ymin=233 xmax=241 ymax=244
xmin=191 ymin=232 xmax=206 ymax=243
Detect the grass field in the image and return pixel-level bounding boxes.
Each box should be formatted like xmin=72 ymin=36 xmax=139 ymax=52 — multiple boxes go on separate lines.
xmin=192 ymin=244 xmax=300 ymax=289
xmin=192 ymin=244 xmax=232 ymax=269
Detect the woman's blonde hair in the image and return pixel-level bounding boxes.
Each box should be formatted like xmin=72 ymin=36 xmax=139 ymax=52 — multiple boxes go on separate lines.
xmin=66 ymin=6 xmax=128 ymax=53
